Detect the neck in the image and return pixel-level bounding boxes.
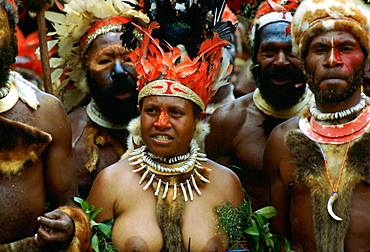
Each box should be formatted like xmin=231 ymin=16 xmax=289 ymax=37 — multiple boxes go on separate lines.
xmin=313 ymin=91 xmax=366 ymax=124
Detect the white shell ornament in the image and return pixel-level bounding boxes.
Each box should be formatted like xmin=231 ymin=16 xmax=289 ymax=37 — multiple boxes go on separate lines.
xmin=327 ymin=193 xmax=343 ymax=221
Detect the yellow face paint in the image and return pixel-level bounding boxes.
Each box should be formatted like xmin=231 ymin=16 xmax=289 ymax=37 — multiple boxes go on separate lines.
xmin=329 ymin=36 xmax=335 ymax=67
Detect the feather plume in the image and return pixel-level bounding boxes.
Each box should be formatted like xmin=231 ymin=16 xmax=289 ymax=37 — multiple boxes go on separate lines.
xmin=128 ymin=23 xmax=231 ymax=108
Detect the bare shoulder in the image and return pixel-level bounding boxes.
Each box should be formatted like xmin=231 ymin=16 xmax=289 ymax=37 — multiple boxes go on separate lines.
xmin=204 ymin=159 xmax=244 ymax=204
xmin=269 ymin=116 xmax=300 ymax=143
xmin=209 ymin=93 xmax=253 ymax=127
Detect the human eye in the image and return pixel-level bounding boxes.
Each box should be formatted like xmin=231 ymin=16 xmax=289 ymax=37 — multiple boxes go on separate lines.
xmin=340 ymin=46 xmax=354 ymax=53
xmin=145 ymin=107 xmax=157 ymax=114
xmin=98 ymin=57 xmax=112 ymax=65
xmin=170 ymin=110 xmax=184 ymax=117
xmin=261 ymin=47 xmax=276 ymax=57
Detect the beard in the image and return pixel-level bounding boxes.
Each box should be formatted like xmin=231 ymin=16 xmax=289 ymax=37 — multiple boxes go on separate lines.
xmin=0 ymin=31 xmax=18 ymax=87
xmin=305 ymin=63 xmax=365 ymax=103
xmin=255 ymin=65 xmax=306 ymax=110
xmin=87 ymin=72 xmax=139 ymax=126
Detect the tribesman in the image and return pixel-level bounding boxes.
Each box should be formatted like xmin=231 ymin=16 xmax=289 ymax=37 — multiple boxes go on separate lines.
xmin=265 ymin=0 xmax=370 ymax=250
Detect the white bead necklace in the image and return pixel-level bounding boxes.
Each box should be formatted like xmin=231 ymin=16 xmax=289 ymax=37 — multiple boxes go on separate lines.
xmin=310 ymin=93 xmax=367 ymax=121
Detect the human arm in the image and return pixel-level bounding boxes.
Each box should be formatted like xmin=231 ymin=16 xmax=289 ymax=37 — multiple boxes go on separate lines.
xmin=87 ymin=162 xmax=120 ymax=222
xmin=33 ymin=92 xmax=90 ymax=251
xmin=263 ymin=121 xmax=297 ymax=240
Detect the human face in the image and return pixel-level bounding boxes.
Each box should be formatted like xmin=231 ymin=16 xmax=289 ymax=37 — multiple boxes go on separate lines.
xmin=85 ymin=32 xmax=139 ymax=124
xmin=255 ymin=22 xmax=306 ymax=109
xmin=305 ymin=31 xmax=365 ymax=102
xmin=139 ymin=96 xmax=201 ymax=157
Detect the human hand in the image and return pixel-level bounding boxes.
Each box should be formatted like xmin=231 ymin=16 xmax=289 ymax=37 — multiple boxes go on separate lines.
xmin=33 ymin=209 xmax=75 ymax=251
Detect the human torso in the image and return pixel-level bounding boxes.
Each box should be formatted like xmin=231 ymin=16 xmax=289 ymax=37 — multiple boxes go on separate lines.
xmin=99 ymin=159 xmax=235 ymax=252
xmin=207 ymin=94 xmax=274 ymax=210
xmin=69 ymin=107 xmax=129 ymax=199
xmin=284 ymin=125 xmax=370 ymax=252
xmin=0 ymin=87 xmax=49 ymax=243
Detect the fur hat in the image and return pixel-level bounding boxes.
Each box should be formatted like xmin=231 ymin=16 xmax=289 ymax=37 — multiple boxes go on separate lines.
xmin=292 ymin=0 xmax=370 ymax=60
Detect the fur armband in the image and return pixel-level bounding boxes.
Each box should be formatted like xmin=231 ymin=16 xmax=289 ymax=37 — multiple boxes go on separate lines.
xmin=58 ymin=206 xmax=93 ymax=252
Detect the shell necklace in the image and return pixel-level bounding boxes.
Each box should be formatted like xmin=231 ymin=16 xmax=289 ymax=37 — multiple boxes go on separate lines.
xmin=310 ymin=93 xmax=367 ymax=121
xmin=315 ymin=134 xmax=353 ymax=221
xmin=128 ymin=140 xmax=210 ymax=201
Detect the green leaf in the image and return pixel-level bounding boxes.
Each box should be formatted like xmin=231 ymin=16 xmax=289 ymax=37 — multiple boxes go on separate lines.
xmin=74 ymin=197 xmax=83 ymax=205
xmin=244 ymin=226 xmax=259 ymax=236
xmin=91 ymin=233 xmax=99 ymax=252
xmin=97 ymin=223 xmax=112 ymax=238
xmin=255 ymin=206 xmax=278 ymax=219
xmin=90 ymin=207 xmax=103 ymax=220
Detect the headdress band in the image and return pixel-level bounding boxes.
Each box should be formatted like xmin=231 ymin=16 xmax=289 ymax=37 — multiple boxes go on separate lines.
xmin=299 ymin=16 xmax=364 ymax=42
xmin=80 ymin=16 xmax=132 ymax=56
xmin=138 ymin=80 xmax=205 ymax=110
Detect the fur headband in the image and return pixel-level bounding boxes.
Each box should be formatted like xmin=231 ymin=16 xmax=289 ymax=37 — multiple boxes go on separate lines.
xmin=292 ymin=0 xmax=370 ymax=60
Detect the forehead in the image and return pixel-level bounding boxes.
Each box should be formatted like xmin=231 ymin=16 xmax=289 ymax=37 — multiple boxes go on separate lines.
xmin=310 ymin=30 xmax=359 ymax=46
xmin=88 ymin=32 xmax=125 ymax=52
xmin=142 ymin=95 xmax=193 ymax=109
xmin=259 ymin=22 xmax=292 ymax=44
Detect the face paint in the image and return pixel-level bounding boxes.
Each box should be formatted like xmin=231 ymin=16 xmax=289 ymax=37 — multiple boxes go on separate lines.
xmin=154 ymin=109 xmax=172 ymax=128
xmin=306 ymin=30 xmax=365 ymax=102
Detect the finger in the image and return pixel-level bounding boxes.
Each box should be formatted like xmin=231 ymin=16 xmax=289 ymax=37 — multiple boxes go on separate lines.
xmin=43 ymin=209 xmax=64 ymax=219
xmin=33 ymin=233 xmax=45 ymax=249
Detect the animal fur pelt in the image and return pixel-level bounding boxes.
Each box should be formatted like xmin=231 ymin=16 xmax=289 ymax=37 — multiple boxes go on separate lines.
xmin=285 ymin=129 xmax=370 ymax=252
xmin=0 ymin=115 xmax=52 ymax=177
xmin=84 ymin=124 xmax=125 ymax=172
xmin=23 ymin=0 xmax=54 ymax=13
xmin=153 ymin=166 xmax=212 ymax=251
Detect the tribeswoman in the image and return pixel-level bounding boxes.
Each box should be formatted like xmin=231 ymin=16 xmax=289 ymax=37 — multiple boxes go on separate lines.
xmin=87 ymin=1 xmax=244 ymax=251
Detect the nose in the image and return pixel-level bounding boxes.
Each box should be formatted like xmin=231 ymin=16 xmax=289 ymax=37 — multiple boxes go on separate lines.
xmin=111 ymin=60 xmax=128 ymax=79
xmin=324 ymin=48 xmax=343 ymax=68
xmin=154 ymin=109 xmax=172 ymax=129
xmin=273 ymin=50 xmax=289 ymax=68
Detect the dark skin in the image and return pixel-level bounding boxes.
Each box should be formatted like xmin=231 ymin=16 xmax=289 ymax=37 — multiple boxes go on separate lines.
xmin=205 ymin=21 xmax=304 ymax=210
xmin=69 ymin=32 xmax=137 ymax=199
xmin=88 ymin=96 xmax=244 ymax=252
xmin=0 ymin=5 xmax=78 ymax=250
xmin=265 ymin=31 xmax=370 ymax=251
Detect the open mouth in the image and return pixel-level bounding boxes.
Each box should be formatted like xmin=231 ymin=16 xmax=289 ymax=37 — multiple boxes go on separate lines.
xmin=271 ymin=74 xmax=291 ymax=85
xmin=114 ymin=92 xmax=132 ymax=99
xmin=151 ymin=135 xmax=174 ymax=142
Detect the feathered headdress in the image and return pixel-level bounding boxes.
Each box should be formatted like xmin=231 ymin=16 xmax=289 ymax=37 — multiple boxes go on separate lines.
xmin=129 ymin=22 xmax=232 ymax=111
xmin=45 ymin=0 xmax=149 ymax=111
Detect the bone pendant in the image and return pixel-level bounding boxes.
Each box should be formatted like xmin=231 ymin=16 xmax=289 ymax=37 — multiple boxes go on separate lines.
xmin=327 ymin=193 xmax=343 ymax=221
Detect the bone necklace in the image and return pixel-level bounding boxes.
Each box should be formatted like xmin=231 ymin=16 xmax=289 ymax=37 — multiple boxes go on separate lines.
xmin=128 ymin=140 xmax=210 ymax=201
xmin=315 ymin=134 xmax=353 ymax=221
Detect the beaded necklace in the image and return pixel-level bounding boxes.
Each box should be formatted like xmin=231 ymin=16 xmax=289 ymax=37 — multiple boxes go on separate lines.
xmin=315 ymin=134 xmax=353 ymax=221
xmin=310 ymin=93 xmax=367 ymax=121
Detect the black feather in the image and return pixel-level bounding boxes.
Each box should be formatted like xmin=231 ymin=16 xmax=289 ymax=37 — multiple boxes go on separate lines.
xmin=142 ymin=0 xmax=232 ymax=58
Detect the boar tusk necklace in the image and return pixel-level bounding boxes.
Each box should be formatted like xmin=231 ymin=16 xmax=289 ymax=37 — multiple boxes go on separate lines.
xmin=128 ymin=139 xmax=210 ymax=201
xmin=316 ymin=134 xmax=353 ymax=221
